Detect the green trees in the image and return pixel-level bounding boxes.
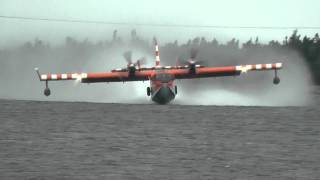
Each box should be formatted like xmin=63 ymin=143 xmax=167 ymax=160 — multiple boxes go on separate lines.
xmin=1 ymin=29 xmax=320 ymax=84
xmin=281 ymin=30 xmax=320 ymax=83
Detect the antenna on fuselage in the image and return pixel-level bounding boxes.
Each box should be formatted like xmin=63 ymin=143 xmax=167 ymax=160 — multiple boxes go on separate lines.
xmin=153 ymin=37 xmax=160 ymax=66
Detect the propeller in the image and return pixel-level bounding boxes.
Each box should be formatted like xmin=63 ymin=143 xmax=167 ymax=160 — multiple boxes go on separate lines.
xmin=123 ymin=51 xmax=133 ymax=64
xmin=190 ymin=47 xmax=199 ymax=60
xmin=123 ymin=51 xmax=147 ymax=69
xmin=136 ymin=56 xmax=147 ymax=65
xmin=177 ymin=48 xmax=207 ymax=66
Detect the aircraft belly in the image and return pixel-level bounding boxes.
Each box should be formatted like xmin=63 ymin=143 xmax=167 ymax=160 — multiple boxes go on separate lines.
xmin=152 ymin=86 xmax=175 ymax=104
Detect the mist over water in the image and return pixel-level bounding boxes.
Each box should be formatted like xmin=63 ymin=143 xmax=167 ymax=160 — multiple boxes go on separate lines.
xmin=0 ymin=41 xmax=153 ymax=104
xmin=174 ymin=49 xmax=312 ymax=106
xmin=0 ymin=35 xmax=313 ymax=106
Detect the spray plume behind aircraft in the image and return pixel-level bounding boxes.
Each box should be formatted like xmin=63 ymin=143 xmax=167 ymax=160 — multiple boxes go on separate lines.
xmin=0 ymin=34 xmax=313 ymax=106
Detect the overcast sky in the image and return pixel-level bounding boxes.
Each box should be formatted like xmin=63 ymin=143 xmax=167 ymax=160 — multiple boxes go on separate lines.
xmin=1 ymin=0 xmax=320 ymax=46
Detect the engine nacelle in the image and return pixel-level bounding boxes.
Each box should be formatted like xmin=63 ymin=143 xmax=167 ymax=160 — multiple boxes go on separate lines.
xmin=189 ymin=63 xmax=196 ymax=74
xmin=128 ymin=65 xmax=136 ymax=77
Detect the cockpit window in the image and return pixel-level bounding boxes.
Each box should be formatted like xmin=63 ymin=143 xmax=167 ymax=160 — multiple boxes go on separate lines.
xmin=154 ymin=74 xmax=174 ymax=82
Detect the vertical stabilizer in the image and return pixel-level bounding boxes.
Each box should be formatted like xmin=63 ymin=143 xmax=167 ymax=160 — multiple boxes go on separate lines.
xmin=154 ymin=37 xmax=160 ymax=66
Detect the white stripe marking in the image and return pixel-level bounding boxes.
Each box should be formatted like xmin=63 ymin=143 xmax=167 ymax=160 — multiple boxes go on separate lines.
xmin=81 ymin=73 xmax=87 ymax=78
xmin=71 ymin=74 xmax=78 ymax=79
xmin=236 ymin=66 xmax=242 ymax=71
xmin=275 ymin=63 xmax=282 ymax=68
xmin=41 ymin=74 xmax=47 ymax=80
xmin=246 ymin=65 xmax=253 ymax=70
xmin=61 ymin=74 xmax=68 ymax=79
xmin=266 ymin=64 xmax=272 ymax=69
xmin=255 ymin=64 xmax=262 ymax=70
xmin=51 ymin=74 xmax=57 ymax=80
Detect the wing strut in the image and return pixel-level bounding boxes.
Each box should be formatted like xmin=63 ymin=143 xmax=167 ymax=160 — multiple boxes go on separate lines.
xmin=35 ymin=68 xmax=51 ymax=96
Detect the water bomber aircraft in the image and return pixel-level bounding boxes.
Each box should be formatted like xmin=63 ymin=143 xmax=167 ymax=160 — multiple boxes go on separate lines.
xmin=35 ymin=38 xmax=283 ymax=104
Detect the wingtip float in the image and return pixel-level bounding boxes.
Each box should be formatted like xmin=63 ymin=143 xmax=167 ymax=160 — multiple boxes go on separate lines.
xmin=35 ymin=40 xmax=283 ymax=104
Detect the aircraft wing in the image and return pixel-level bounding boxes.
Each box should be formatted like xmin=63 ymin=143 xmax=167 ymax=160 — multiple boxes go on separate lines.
xmin=35 ymin=63 xmax=282 ymax=83
xmin=166 ymin=63 xmax=283 ymax=79
xmin=35 ymin=68 xmax=154 ymax=83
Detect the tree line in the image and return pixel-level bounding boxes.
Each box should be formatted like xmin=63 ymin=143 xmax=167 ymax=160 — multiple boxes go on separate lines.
xmin=1 ymin=29 xmax=320 ymax=84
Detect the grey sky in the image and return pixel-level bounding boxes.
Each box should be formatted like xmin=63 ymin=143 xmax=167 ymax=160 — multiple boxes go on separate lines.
xmin=1 ymin=0 xmax=320 ymax=46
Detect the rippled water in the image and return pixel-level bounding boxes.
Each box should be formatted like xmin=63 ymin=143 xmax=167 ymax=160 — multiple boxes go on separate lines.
xmin=0 ymin=93 xmax=320 ymax=179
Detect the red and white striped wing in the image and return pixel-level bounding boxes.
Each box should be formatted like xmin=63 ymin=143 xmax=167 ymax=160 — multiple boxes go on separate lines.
xmin=235 ymin=63 xmax=283 ymax=73
xmin=38 ymin=71 xmax=154 ymax=83
xmin=39 ymin=73 xmax=88 ymax=81
xmin=36 ymin=62 xmax=282 ymax=82
xmin=166 ymin=62 xmax=283 ymax=79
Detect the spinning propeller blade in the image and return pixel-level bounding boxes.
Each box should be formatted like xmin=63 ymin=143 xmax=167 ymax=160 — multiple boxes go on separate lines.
xmin=177 ymin=48 xmax=207 ymax=66
xmin=123 ymin=51 xmax=133 ymax=64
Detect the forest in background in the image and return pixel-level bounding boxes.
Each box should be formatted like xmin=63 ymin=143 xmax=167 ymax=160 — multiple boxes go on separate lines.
xmin=0 ymin=29 xmax=319 ymax=84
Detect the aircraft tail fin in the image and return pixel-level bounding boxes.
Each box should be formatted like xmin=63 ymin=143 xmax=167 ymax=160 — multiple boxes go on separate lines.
xmin=154 ymin=37 xmax=160 ymax=66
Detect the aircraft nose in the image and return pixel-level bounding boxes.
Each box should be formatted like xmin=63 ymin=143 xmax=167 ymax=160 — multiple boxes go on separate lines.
xmin=160 ymin=86 xmax=169 ymax=93
xmin=152 ymin=86 xmax=176 ymax=104
xmin=157 ymin=86 xmax=175 ymax=97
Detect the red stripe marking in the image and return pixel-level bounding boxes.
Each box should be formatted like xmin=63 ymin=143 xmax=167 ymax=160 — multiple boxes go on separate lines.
xmin=198 ymin=66 xmax=237 ymax=74
xmin=67 ymin=74 xmax=72 ymax=80
xmin=261 ymin=64 xmax=267 ymax=70
xmin=252 ymin=65 xmax=256 ymax=70
xmin=57 ymin=74 xmax=62 ymax=80
xmin=85 ymin=71 xmax=154 ymax=79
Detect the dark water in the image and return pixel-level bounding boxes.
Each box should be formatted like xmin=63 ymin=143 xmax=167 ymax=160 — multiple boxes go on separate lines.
xmin=0 ymin=99 xmax=320 ymax=180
